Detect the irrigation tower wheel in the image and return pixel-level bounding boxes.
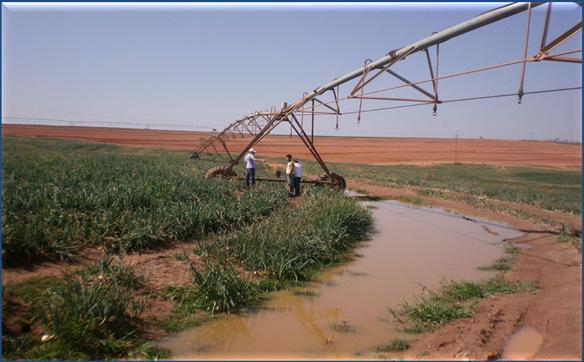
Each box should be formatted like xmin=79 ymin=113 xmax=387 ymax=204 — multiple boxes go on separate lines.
xmin=205 ymin=166 xmax=236 ymax=179
xmin=316 ymin=173 xmax=347 ymax=190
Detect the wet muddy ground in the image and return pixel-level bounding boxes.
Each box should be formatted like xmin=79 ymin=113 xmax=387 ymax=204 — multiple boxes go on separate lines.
xmin=159 ymin=199 xmax=523 ymax=359
xmin=502 ymin=327 xmax=544 ymax=360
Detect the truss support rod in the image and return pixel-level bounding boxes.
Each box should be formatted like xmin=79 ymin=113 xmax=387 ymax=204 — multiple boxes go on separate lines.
xmin=333 ymin=85 xmax=341 ymax=130
xmin=542 ymin=55 xmax=582 ymax=63
xmin=211 ymin=142 xmax=219 ymax=155
xmin=434 ymin=42 xmax=440 ymax=115
xmin=313 ymin=97 xmax=340 ymax=114
xmin=256 ymin=118 xmax=285 ymax=145
xmin=236 ymin=124 xmax=246 ymax=136
xmin=424 ymin=47 xmax=438 ymax=114
xmin=249 ymin=118 xmax=262 ymax=133
xmin=385 ymin=69 xmax=435 ymax=100
xmin=232 ymin=126 xmax=243 ymax=137
xmin=197 ymin=112 xmax=277 ymax=154
xmin=350 ymin=47 xmax=415 ymax=96
xmin=540 ymin=21 xmax=582 ymax=55
xmin=227 ymin=130 xmax=238 ymax=140
xmin=517 ymin=2 xmax=532 ymax=104
xmin=355 ymin=59 xmax=371 ymax=123
xmin=293 ymin=110 xmax=340 ymax=115
xmin=287 ymin=118 xmax=330 ymax=176
xmin=333 ymin=86 xmax=341 ymax=114
xmin=226 ymin=114 xmax=281 ymax=171
xmin=218 ymin=136 xmax=234 ymax=161
xmin=540 ymin=2 xmax=552 ymax=50
xmin=351 ymin=96 xmax=436 ymax=103
xmin=240 ymin=121 xmax=254 ymax=135
xmin=241 ymin=117 xmax=286 ymax=153
xmin=311 ymin=99 xmax=315 ymax=143
xmin=351 ymin=59 xmax=372 ymax=95
xmin=288 ymin=113 xmax=331 ymax=176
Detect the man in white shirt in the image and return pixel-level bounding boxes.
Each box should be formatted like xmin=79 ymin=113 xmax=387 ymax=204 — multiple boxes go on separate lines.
xmin=244 ymin=148 xmax=256 ymax=187
xmin=285 ymin=154 xmax=295 ymax=194
xmin=293 ymin=159 xmax=303 ymax=196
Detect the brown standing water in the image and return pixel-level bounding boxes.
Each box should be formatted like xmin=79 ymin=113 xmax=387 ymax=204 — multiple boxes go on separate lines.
xmin=159 ymin=199 xmax=523 ymax=359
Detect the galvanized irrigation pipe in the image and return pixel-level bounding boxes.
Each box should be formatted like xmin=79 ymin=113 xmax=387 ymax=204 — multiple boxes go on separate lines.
xmin=288 ymin=2 xmax=542 ymax=111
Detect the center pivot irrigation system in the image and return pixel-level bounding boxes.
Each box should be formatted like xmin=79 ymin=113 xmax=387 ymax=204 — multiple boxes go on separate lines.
xmin=191 ymin=2 xmax=582 ymax=190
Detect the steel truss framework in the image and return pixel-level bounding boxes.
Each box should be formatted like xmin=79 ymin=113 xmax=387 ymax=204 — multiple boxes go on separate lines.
xmin=192 ymin=2 xmax=582 ymax=188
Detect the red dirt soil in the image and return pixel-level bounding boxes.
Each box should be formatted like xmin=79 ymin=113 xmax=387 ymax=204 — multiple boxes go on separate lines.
xmin=4 ymin=124 xmax=581 ymax=169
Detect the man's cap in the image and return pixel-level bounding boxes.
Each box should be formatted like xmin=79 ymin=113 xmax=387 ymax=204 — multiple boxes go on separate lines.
xmin=249 ymin=148 xmax=256 ymax=153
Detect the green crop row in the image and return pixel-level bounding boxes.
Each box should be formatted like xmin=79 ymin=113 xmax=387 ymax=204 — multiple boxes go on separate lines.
xmin=207 ymin=188 xmax=374 ymax=281
xmin=299 ymin=160 xmax=582 ymax=215
xmin=2 ymin=137 xmax=288 ymax=265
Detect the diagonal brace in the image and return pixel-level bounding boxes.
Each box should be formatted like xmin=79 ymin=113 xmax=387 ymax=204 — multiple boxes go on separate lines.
xmin=386 ymin=69 xmax=435 ymax=100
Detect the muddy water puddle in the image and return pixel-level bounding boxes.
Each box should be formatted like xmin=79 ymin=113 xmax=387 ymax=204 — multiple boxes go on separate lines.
xmin=159 ymin=199 xmax=522 ymax=359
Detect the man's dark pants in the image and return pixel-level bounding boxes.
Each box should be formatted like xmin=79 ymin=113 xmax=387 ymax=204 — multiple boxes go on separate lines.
xmin=287 ymin=174 xmax=294 ymax=193
xmin=246 ymin=168 xmax=256 ymax=187
xmin=293 ymin=176 xmax=301 ymax=196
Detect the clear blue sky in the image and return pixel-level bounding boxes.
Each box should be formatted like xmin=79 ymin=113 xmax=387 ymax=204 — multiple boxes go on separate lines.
xmin=2 ymin=2 xmax=582 ymax=141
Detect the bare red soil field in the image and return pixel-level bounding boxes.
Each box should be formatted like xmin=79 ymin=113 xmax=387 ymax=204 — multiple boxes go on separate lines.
xmin=4 ymin=124 xmax=581 ymax=169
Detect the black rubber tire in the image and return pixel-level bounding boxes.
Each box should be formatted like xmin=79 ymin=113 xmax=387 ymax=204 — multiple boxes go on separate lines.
xmin=189 ymin=152 xmax=200 ymax=159
xmin=316 ymin=172 xmax=347 ymax=190
xmin=205 ymin=166 xmax=236 ymax=179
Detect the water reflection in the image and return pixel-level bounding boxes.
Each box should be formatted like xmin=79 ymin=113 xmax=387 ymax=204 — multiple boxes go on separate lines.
xmin=159 ymin=200 xmax=523 ymax=359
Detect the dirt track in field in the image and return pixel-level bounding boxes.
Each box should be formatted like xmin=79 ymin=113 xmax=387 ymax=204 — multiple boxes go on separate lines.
xmin=4 ymin=124 xmax=581 ymax=169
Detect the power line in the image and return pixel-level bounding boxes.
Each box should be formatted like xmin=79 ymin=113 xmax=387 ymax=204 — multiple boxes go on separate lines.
xmin=2 ymin=116 xmax=218 ymax=132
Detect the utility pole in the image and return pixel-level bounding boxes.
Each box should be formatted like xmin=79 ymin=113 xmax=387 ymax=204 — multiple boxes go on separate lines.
xmin=454 ymin=133 xmax=459 ymax=164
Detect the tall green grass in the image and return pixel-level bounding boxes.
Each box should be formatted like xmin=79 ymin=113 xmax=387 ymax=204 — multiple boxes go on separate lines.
xmin=390 ymin=277 xmax=538 ymax=332
xmin=33 ymin=275 xmax=141 ymax=358
xmin=2 ymin=137 xmax=288 ymax=265
xmin=210 ymin=189 xmax=374 ymax=281
xmin=375 ymin=338 xmax=411 ymax=353
xmin=190 ymin=261 xmax=262 ymax=314
xmin=2 ymin=263 xmax=166 ymax=360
